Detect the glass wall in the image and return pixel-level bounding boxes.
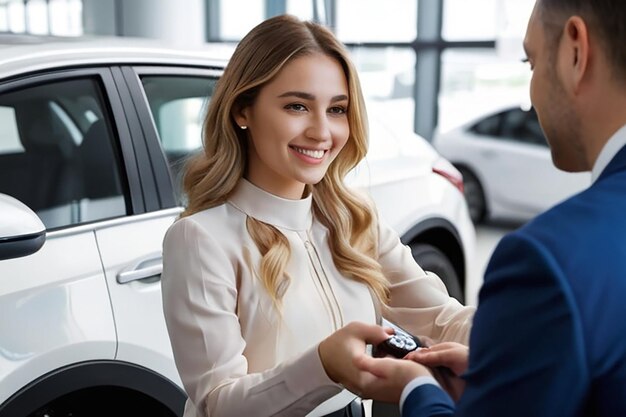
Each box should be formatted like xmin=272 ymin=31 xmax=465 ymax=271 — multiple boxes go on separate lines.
xmin=439 ymin=49 xmax=531 ymax=132
xmin=336 ymin=0 xmax=417 ymax=42
xmin=0 ymin=0 xmax=538 ymax=141
xmin=219 ymin=0 xmax=264 ymax=40
xmin=0 ymin=0 xmax=82 ymax=36
xmin=349 ymin=46 xmax=416 ymax=132
xmin=438 ymin=0 xmax=535 ymax=133
xmin=443 ymin=0 xmax=499 ymax=40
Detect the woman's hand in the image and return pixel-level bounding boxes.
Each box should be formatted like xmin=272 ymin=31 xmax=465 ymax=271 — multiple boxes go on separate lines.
xmin=318 ymin=322 xmax=391 ymax=390
xmin=351 ymin=354 xmax=432 ymax=403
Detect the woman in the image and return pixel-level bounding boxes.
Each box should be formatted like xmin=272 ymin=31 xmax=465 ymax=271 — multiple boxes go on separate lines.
xmin=161 ymin=14 xmax=474 ymax=417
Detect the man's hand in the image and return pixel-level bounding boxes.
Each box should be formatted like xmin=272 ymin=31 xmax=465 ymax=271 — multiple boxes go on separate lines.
xmin=405 ymin=342 xmax=469 ymax=401
xmin=405 ymin=342 xmax=468 ymax=375
xmin=318 ymin=321 xmax=392 ymax=389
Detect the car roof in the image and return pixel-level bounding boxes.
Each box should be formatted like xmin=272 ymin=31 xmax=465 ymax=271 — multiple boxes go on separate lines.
xmin=0 ymin=34 xmax=233 ymax=80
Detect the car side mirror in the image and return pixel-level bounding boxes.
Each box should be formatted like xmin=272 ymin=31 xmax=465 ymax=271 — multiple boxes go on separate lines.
xmin=0 ymin=193 xmax=46 ymax=260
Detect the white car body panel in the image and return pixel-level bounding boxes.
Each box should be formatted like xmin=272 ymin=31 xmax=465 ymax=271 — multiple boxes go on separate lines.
xmin=95 ymin=211 xmax=183 ymax=386
xmin=0 ymin=231 xmax=116 ymax=403
xmin=354 ymin=107 xmax=477 ymax=304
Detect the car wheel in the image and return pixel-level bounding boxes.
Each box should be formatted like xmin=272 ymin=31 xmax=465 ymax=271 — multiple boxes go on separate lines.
xmin=411 ymin=243 xmax=464 ymax=304
xmin=458 ymin=167 xmax=486 ymax=224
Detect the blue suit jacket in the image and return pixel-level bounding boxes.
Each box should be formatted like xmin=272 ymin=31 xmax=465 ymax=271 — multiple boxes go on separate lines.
xmin=403 ymin=145 xmax=626 ymax=417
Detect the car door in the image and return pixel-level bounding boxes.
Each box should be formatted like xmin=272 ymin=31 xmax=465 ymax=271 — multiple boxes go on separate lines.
xmin=0 ymin=69 xmax=131 ymax=408
xmin=90 ymin=66 xmax=220 ymax=387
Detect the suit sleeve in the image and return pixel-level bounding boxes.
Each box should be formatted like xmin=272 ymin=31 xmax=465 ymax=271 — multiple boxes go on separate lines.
xmin=401 ymin=231 xmax=589 ymax=417
xmin=403 ymin=384 xmax=455 ymax=417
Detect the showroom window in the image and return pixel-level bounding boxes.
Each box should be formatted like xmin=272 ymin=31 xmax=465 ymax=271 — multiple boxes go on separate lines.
xmin=335 ymin=0 xmax=417 ymax=43
xmin=0 ymin=0 xmax=82 ymax=35
xmin=0 ymin=77 xmax=126 ymax=229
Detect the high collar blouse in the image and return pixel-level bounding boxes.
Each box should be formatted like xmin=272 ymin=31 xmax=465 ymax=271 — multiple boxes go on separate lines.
xmin=161 ymin=179 xmax=475 ymax=417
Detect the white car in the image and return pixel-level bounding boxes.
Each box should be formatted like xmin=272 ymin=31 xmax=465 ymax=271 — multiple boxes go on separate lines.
xmin=0 ymin=35 xmax=475 ymax=416
xmin=433 ymin=106 xmax=591 ymax=224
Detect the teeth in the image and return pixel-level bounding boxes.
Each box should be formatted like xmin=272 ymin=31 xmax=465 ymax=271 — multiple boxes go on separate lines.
xmin=293 ymin=147 xmax=325 ymax=159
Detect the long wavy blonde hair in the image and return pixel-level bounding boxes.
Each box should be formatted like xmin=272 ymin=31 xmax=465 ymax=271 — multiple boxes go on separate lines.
xmin=182 ymin=14 xmax=390 ymax=308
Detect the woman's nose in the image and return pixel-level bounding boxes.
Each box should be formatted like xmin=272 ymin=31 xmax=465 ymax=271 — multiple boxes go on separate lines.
xmin=305 ymin=114 xmax=332 ymax=142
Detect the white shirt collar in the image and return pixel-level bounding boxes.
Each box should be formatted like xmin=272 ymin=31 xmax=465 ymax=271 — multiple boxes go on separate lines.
xmin=591 ymin=123 xmax=626 ymax=183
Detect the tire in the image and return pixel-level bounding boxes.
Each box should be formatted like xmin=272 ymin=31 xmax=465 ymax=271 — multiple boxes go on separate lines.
xmin=410 ymin=243 xmax=464 ymax=304
xmin=458 ymin=167 xmax=487 ymax=224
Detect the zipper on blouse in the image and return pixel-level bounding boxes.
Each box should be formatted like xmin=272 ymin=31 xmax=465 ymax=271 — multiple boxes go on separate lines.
xmin=303 ymin=237 xmax=344 ymax=331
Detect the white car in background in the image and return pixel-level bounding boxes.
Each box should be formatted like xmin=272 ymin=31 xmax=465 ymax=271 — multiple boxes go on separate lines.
xmin=433 ymin=105 xmax=590 ymax=224
xmin=0 ymin=35 xmax=475 ymax=417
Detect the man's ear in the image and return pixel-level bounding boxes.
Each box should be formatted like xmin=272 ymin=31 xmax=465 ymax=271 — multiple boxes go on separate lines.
xmin=560 ymin=16 xmax=590 ymax=93
xmin=232 ymin=104 xmax=249 ymax=129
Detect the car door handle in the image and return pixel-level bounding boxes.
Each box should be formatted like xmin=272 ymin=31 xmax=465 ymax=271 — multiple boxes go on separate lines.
xmin=117 ymin=254 xmax=163 ymax=284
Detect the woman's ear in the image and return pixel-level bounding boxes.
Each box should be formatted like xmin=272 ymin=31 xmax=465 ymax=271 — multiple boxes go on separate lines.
xmin=232 ymin=104 xmax=249 ymax=130
xmin=560 ymin=16 xmax=590 ymax=94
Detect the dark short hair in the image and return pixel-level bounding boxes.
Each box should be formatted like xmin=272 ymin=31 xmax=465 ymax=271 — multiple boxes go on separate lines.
xmin=539 ymin=0 xmax=626 ymax=82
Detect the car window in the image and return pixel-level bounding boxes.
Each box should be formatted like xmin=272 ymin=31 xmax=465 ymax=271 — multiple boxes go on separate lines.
xmin=0 ymin=77 xmax=127 ymax=230
xmin=0 ymin=106 xmax=24 ymax=154
xmin=470 ymin=108 xmax=547 ymax=147
xmin=469 ymin=113 xmax=501 ymax=137
xmin=500 ymin=108 xmax=547 ymax=147
xmin=140 ymin=75 xmax=217 ymax=205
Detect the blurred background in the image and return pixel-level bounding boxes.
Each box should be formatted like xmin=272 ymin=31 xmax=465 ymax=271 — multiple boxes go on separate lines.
xmin=1 ymin=0 xmax=579 ymax=289
xmin=0 ymin=0 xmax=534 ymax=137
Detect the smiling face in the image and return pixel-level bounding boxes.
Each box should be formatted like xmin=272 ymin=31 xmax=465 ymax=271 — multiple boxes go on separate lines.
xmin=234 ymin=52 xmax=350 ymax=199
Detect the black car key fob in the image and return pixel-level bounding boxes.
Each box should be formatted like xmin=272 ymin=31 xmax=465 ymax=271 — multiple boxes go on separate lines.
xmin=373 ymin=319 xmax=422 ymax=358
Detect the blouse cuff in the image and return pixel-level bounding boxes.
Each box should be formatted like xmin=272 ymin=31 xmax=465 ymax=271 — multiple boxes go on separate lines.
xmin=283 ymin=344 xmax=342 ymax=397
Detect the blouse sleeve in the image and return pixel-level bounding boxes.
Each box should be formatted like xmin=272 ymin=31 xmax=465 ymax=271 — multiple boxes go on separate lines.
xmin=161 ymin=217 xmax=341 ymax=417
xmin=376 ymin=218 xmax=475 ymax=345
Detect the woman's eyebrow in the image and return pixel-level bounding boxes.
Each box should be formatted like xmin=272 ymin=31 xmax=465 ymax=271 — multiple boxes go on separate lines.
xmin=278 ymin=91 xmax=315 ymax=100
xmin=331 ymin=94 xmax=348 ymax=103
xmin=277 ymin=91 xmax=348 ymax=103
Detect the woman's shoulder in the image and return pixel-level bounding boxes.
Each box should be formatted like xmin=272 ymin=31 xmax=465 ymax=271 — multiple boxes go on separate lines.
xmin=168 ymin=202 xmax=245 ymax=237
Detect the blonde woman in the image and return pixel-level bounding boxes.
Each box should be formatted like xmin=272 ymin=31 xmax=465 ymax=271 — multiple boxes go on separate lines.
xmin=161 ymin=14 xmax=475 ymax=417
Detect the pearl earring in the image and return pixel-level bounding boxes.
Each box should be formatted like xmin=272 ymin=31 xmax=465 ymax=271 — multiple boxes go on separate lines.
xmin=240 ymin=125 xmax=247 ymax=130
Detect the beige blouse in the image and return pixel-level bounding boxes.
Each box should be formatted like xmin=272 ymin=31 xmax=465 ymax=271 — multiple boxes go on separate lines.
xmin=161 ymin=179 xmax=475 ymax=417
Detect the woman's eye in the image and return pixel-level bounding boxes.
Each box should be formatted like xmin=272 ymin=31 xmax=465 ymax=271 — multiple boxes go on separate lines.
xmin=285 ymin=103 xmax=307 ymax=112
xmin=328 ymin=106 xmax=347 ymax=115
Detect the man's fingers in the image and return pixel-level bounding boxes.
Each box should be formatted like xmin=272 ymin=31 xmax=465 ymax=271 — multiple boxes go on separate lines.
xmin=406 ymin=348 xmax=447 ymax=365
xmin=405 ymin=343 xmax=469 ymax=375
xmin=422 ymin=342 xmax=466 ymax=352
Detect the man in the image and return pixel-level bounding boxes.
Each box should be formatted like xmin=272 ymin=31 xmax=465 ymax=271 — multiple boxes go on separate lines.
xmin=319 ymin=0 xmax=626 ymax=415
